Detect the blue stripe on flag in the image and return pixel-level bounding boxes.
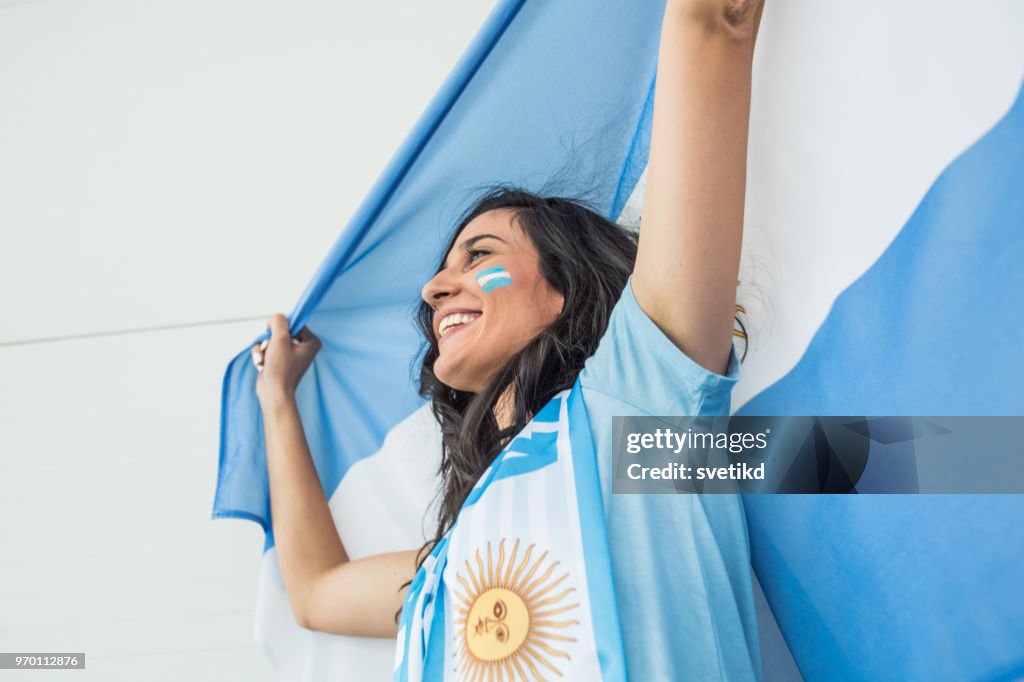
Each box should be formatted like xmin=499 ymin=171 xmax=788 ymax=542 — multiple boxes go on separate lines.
xmin=492 ymin=431 xmax=559 ymax=481
xmin=610 ymin=73 xmax=656 ymax=220
xmin=463 ymin=398 xmax=563 ymax=508
xmin=739 ymin=80 xmax=1024 ymax=681
xmin=213 ymin=0 xmax=665 ymax=540
xmin=422 ymin=584 xmax=446 ymax=680
xmin=566 ymin=380 xmax=627 ymax=681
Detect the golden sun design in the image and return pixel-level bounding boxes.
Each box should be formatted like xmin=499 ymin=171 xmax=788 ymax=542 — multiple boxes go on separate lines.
xmin=452 ymin=539 xmax=580 ymax=681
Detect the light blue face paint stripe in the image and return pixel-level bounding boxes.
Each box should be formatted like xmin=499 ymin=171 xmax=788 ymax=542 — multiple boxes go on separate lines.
xmin=476 ymin=265 xmax=512 ymax=293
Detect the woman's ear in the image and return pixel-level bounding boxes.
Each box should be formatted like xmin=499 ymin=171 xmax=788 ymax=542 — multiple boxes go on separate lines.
xmin=551 ymin=291 xmax=565 ymax=317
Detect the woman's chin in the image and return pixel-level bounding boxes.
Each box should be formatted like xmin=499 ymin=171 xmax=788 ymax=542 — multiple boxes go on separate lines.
xmin=434 ymin=359 xmax=475 ymax=394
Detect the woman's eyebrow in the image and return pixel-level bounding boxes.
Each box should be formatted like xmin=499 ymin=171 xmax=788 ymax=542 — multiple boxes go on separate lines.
xmin=457 ymin=233 xmax=507 ymax=251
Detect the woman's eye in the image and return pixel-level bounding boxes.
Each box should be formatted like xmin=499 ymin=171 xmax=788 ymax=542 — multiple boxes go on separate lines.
xmin=467 ymin=249 xmax=489 ymax=263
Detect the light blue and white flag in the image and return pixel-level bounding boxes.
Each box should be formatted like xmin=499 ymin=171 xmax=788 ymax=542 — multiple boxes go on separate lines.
xmin=736 ymin=63 xmax=1024 ymax=682
xmin=214 ymin=1 xmax=1024 ymax=680
xmin=394 ymin=383 xmax=625 ymax=682
xmin=215 ymin=1 xmax=662 ymax=677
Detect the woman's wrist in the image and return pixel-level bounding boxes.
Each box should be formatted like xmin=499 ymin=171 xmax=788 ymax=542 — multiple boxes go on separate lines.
xmin=259 ymin=390 xmax=298 ymax=418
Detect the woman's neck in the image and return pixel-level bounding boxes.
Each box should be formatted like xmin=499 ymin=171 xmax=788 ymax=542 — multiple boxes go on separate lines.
xmin=494 ymin=383 xmax=516 ymax=432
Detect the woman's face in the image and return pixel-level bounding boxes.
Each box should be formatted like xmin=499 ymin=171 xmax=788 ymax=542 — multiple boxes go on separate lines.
xmin=421 ymin=208 xmax=564 ymax=393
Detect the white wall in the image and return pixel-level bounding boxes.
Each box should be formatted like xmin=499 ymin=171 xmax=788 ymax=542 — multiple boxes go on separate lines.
xmin=0 ymin=1 xmax=491 ymax=679
xmin=4 ymin=0 xmax=1024 ymax=680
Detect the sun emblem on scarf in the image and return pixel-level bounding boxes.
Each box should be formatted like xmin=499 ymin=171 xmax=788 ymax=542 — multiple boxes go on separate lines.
xmin=452 ymin=539 xmax=580 ymax=681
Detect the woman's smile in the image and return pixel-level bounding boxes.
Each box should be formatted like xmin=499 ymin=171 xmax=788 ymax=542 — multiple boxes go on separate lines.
xmin=437 ymin=309 xmax=483 ymax=347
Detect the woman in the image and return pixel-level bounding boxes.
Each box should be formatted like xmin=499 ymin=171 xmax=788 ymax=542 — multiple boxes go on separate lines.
xmin=254 ymin=0 xmax=765 ymax=678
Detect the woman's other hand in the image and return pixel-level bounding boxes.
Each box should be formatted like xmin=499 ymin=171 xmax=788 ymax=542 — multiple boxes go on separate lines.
xmin=253 ymin=314 xmax=321 ymax=408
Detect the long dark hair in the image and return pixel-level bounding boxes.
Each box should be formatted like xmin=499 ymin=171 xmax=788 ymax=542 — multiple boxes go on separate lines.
xmin=398 ymin=185 xmax=745 ymax=615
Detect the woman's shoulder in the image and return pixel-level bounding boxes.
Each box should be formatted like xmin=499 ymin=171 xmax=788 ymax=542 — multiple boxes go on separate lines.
xmin=578 ymin=275 xmax=741 ymax=416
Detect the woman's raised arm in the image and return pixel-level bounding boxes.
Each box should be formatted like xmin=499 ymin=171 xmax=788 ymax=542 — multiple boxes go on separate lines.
xmin=632 ymin=0 xmax=764 ymax=376
xmin=256 ymin=314 xmax=418 ymax=638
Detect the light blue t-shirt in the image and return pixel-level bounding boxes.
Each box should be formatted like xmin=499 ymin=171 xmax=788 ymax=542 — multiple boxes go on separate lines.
xmin=577 ymin=276 xmax=763 ymax=681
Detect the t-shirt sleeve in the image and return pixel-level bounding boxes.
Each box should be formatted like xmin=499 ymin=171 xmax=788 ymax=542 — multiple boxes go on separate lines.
xmin=578 ymin=274 xmax=742 ymax=416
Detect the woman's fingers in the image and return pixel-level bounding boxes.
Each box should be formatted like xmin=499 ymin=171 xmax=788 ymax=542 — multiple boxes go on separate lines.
xmin=293 ymin=326 xmax=322 ymax=364
xmin=295 ymin=326 xmax=321 ymax=348
xmin=252 ymin=338 xmax=268 ymax=373
xmin=267 ymin=314 xmax=290 ymax=346
xmin=251 ymin=350 xmax=264 ymax=373
xmin=254 ymin=314 xmax=287 ymax=373
xmin=252 ymin=317 xmax=320 ymax=374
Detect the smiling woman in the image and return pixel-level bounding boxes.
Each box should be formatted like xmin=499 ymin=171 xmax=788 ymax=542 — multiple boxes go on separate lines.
xmin=420 ymin=205 xmax=567 ymax=396
xmin=252 ymin=0 xmax=765 ymax=679
xmin=413 ymin=188 xmax=637 ymax=547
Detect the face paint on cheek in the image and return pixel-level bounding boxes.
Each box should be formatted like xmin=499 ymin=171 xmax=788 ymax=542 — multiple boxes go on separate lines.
xmin=476 ymin=266 xmax=513 ymax=293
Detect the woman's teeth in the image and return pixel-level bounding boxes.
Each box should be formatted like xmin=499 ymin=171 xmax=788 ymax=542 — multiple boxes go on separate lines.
xmin=439 ymin=312 xmax=481 ymax=337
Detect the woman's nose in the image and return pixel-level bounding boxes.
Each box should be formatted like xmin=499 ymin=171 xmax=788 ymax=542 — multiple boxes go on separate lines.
xmin=421 ymin=268 xmax=458 ymax=308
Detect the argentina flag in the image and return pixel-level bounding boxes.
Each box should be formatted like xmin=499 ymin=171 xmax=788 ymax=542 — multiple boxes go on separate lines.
xmin=395 ymin=384 xmax=624 ymax=681
xmin=214 ymin=1 xmax=1024 ymax=680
